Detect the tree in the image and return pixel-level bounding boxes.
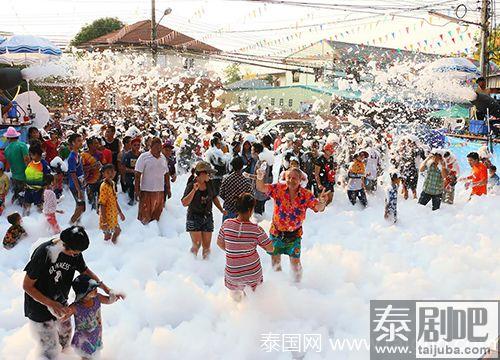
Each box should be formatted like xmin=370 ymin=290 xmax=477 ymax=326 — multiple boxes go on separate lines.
xmin=471 ymin=26 xmax=500 ymax=67
xmin=224 ymin=63 xmax=242 ymax=84
xmin=70 ymin=17 xmax=124 ymax=47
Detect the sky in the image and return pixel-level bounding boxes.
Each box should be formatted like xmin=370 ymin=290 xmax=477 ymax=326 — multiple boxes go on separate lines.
xmin=2 ymin=0 xmax=499 ymax=58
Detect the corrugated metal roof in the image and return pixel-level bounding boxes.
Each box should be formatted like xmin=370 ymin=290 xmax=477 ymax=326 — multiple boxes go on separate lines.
xmin=486 ymin=73 xmax=500 ymax=88
xmin=81 ymin=20 xmax=221 ymax=54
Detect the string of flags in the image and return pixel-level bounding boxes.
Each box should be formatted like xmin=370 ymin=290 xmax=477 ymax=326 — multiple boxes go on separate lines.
xmin=254 ymin=19 xmax=474 ymax=58
xmin=237 ymin=17 xmax=386 ymax=54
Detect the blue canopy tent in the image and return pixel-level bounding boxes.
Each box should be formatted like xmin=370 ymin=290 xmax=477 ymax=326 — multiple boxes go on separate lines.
xmin=0 ymin=35 xmax=61 ymax=147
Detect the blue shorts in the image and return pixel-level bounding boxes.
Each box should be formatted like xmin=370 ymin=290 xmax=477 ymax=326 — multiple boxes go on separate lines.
xmin=270 ymin=234 xmax=302 ymax=258
xmin=24 ymin=188 xmax=43 ymax=205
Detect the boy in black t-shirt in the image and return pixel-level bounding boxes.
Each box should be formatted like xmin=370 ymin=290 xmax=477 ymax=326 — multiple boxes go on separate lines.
xmin=23 ymin=226 xmax=122 ymax=360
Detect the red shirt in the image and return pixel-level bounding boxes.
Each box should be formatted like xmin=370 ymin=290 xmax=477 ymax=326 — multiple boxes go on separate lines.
xmin=266 ymin=183 xmax=318 ymax=237
xmin=43 ymin=140 xmax=60 ymax=163
xmin=102 ymin=148 xmax=113 ymax=165
xmin=471 ymin=162 xmax=488 ymax=196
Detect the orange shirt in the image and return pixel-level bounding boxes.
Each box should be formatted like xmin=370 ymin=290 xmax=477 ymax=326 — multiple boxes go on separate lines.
xmin=471 ymin=162 xmax=488 ymax=196
xmin=267 ymin=183 xmax=318 ymax=237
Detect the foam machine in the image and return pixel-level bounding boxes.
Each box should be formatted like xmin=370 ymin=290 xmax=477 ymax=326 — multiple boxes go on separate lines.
xmin=0 ymin=68 xmax=24 ymax=90
xmin=0 ymin=67 xmax=35 ymax=149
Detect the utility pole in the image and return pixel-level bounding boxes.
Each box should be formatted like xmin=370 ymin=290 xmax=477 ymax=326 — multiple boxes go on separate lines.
xmin=151 ymin=0 xmax=158 ymax=115
xmin=479 ymin=0 xmax=490 ymax=77
xmin=429 ymin=2 xmax=491 ymax=77
xmin=151 ymin=0 xmax=157 ymax=64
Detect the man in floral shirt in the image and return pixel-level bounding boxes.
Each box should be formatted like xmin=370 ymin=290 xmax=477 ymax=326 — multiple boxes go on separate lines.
xmin=256 ymin=167 xmax=329 ymax=282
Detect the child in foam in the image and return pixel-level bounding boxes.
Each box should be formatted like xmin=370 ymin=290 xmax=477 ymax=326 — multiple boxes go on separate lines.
xmin=43 ymin=174 xmax=63 ymax=235
xmin=0 ymin=161 xmax=9 ymax=215
xmin=98 ymin=164 xmax=125 ymax=244
xmin=2 ymin=212 xmax=27 ymax=249
xmin=65 ymin=274 xmax=123 ymax=360
xmin=347 ymin=150 xmax=368 ymax=207
xmin=384 ymin=170 xmax=401 ymax=224
xmin=24 ymin=144 xmax=51 ymax=216
xmin=217 ymin=193 xmax=274 ymax=301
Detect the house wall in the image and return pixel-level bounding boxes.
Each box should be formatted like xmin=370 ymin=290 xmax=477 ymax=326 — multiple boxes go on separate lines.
xmin=157 ymin=51 xmax=212 ymax=76
xmin=286 ymin=41 xmax=335 ymax=62
xmin=219 ymin=86 xmax=332 ymax=114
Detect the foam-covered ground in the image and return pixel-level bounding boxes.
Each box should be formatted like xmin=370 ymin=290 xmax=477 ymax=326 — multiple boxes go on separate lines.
xmin=0 ymin=150 xmax=499 ymax=360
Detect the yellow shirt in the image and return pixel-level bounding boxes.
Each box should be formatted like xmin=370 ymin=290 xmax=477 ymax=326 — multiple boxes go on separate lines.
xmin=0 ymin=173 xmax=9 ymax=196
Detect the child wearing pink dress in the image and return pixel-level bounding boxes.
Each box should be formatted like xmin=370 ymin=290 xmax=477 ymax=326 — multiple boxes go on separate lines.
xmin=43 ymin=174 xmax=63 ymax=234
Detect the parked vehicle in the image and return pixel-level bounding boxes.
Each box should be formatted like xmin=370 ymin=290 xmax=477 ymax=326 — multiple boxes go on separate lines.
xmin=255 ymin=119 xmax=314 ymax=136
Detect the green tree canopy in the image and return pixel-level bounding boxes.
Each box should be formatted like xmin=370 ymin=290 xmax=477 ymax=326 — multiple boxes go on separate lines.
xmin=470 ymin=25 xmax=500 ymax=66
xmin=224 ymin=63 xmax=242 ymax=84
xmin=71 ymin=17 xmax=124 ymax=47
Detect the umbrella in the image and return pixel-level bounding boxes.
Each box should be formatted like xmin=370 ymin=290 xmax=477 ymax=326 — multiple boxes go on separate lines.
xmin=0 ymin=35 xmax=62 ymax=65
xmin=0 ymin=36 xmax=5 ymax=44
xmin=429 ymin=57 xmax=480 ymax=76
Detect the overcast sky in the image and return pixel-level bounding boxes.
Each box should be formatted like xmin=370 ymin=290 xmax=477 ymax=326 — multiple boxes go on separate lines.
xmin=2 ymin=0 xmax=499 ymax=56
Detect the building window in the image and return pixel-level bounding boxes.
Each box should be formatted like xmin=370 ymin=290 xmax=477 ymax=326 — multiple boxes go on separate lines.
xmin=292 ymin=71 xmax=300 ymax=83
xmin=270 ymin=98 xmax=275 ymax=106
xmin=107 ymin=93 xmax=117 ymax=109
xmin=279 ymin=98 xmax=284 ymax=106
xmin=288 ymin=99 xmax=293 ymax=107
xmin=238 ymin=96 xmax=242 ymax=104
xmin=183 ymin=57 xmax=195 ymax=70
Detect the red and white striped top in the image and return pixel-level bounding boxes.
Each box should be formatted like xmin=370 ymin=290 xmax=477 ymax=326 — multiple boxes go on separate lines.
xmin=218 ymin=218 xmax=271 ymax=291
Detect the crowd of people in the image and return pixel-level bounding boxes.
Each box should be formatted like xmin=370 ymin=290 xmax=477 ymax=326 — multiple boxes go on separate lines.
xmin=0 ymin=117 xmax=498 ymax=359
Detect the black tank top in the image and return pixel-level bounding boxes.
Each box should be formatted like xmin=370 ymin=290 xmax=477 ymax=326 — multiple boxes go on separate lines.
xmin=103 ymin=138 xmax=119 ymax=165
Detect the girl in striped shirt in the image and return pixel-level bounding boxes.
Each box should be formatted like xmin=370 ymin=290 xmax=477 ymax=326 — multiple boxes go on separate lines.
xmin=217 ymin=193 xmax=274 ymax=301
